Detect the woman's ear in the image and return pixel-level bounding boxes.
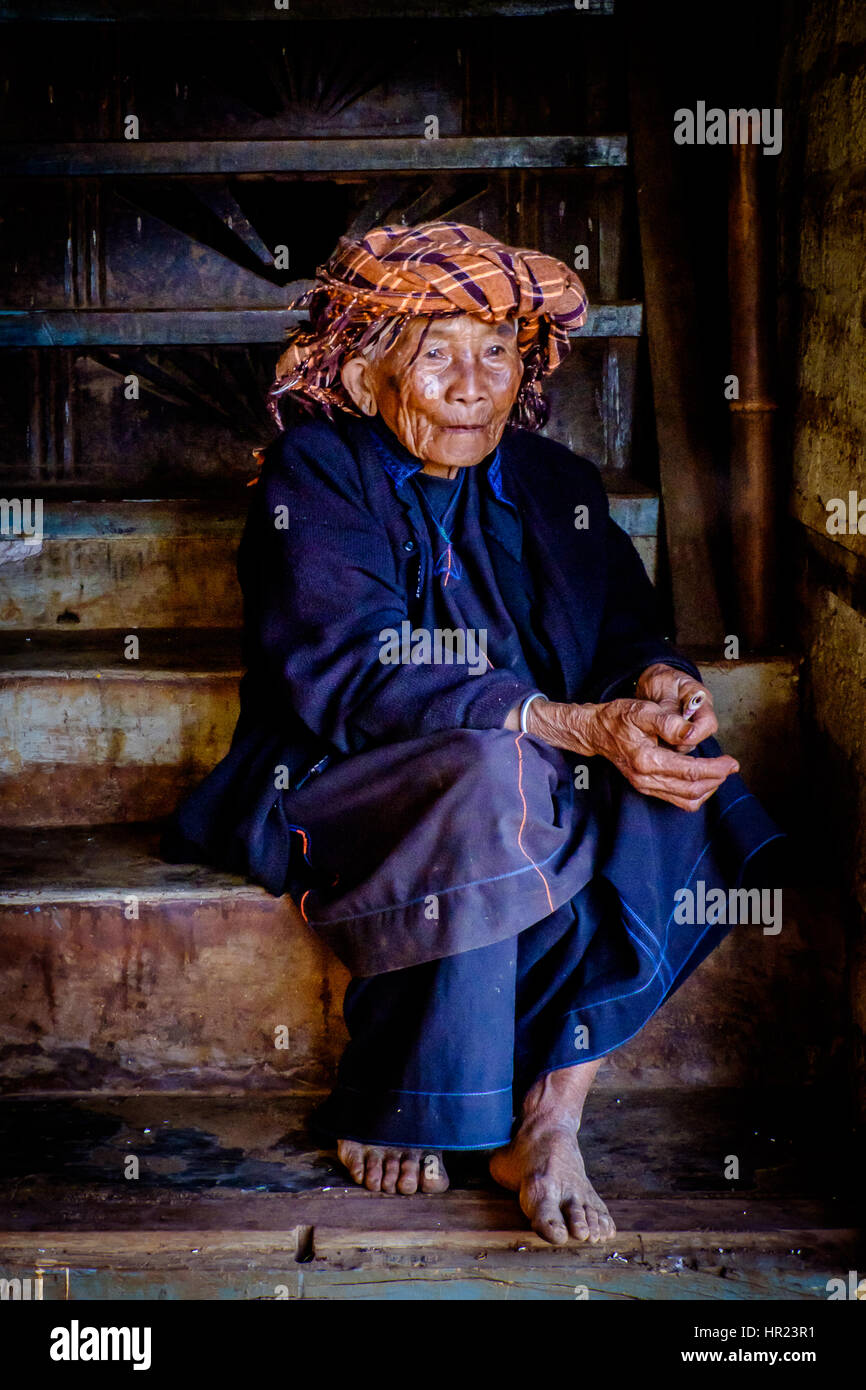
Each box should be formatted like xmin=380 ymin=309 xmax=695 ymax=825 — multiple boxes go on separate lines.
xmin=340 ymin=355 xmax=378 ymax=416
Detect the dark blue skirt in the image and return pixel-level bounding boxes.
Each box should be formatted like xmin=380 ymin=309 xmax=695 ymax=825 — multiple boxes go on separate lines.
xmin=277 ymin=724 xmax=784 ymax=1149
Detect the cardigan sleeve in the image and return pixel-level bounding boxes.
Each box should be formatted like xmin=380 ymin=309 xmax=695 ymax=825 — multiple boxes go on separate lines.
xmin=246 ymin=430 xmax=536 ymax=754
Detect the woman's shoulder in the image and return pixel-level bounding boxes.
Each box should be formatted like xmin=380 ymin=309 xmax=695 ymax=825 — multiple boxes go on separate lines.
xmin=255 ymin=412 xmax=400 ymax=525
xmin=259 ymin=412 xmax=386 ymax=508
xmin=264 ymin=411 xmax=358 ymax=472
xmin=499 ymin=425 xmax=607 ymax=501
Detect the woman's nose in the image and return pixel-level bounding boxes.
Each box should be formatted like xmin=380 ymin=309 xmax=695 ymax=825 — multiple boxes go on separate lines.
xmin=448 ymin=363 xmax=485 ymax=404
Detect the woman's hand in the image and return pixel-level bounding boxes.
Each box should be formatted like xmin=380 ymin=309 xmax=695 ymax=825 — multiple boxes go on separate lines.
xmin=523 ymin=692 xmax=739 ymax=813
xmin=634 ymin=662 xmax=718 ymax=752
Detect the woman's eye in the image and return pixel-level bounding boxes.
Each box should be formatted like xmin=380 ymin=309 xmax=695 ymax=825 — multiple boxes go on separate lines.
xmin=486 ymin=345 xmax=504 ymax=356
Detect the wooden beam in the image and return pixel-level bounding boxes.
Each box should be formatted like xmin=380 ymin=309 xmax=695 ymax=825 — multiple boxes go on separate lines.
xmin=0 ymin=1231 xmax=301 ymax=1261
xmin=602 ymin=337 xmax=638 ymax=472
xmin=0 ymin=0 xmax=615 ymax=19
xmin=0 ymin=302 xmax=642 ymax=346
xmin=0 ymin=135 xmax=627 ymax=178
xmin=728 ymin=140 xmax=778 ymax=648
xmin=0 ymin=309 xmax=305 ymax=347
xmin=0 ymin=1219 xmax=853 ymax=1266
xmin=627 ymin=19 xmax=726 ymax=645
xmin=312 ymin=1223 xmax=859 ymax=1256
xmin=0 ymin=1193 xmax=855 ymax=1265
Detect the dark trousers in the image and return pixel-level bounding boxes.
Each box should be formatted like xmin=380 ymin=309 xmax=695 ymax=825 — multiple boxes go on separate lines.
xmin=313 ymin=872 xmax=730 ymax=1151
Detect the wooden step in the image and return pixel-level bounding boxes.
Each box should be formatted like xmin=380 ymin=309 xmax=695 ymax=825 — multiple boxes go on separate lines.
xmin=0 ymin=500 xmax=245 ymax=631
xmin=0 ymin=493 xmax=658 ymax=631
xmin=0 ymin=812 xmax=828 ymax=1096
xmin=0 ymin=135 xmax=628 ymax=180
xmin=1 ymin=302 xmax=644 ymax=345
xmin=0 ymin=630 xmax=241 ymax=825
xmin=0 ymin=822 xmax=349 ymax=1094
xmin=0 ymin=640 xmax=797 ymax=827
xmin=0 ymin=1 xmax=619 ymax=25
xmin=0 ymin=1089 xmax=857 ymax=1300
xmin=0 ymin=1194 xmax=855 ymax=1300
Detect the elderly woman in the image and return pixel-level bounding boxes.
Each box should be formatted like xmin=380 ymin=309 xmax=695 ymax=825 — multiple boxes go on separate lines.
xmin=167 ymin=221 xmax=782 ymax=1246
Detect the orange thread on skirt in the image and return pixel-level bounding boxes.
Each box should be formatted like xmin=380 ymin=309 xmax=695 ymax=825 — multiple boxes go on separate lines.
xmin=515 ymin=731 xmax=555 ymax=914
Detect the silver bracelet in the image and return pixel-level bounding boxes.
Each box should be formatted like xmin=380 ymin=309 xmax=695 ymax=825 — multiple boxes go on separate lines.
xmin=520 ymin=692 xmax=548 ymax=734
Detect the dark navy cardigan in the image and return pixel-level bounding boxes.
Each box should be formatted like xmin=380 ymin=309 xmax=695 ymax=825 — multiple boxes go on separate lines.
xmin=165 ymin=411 xmax=705 ymax=897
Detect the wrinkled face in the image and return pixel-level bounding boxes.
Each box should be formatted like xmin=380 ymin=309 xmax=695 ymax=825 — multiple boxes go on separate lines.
xmin=341 ymin=313 xmax=524 ymax=475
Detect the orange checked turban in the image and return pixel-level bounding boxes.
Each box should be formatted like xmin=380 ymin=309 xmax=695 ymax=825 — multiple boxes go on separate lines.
xmin=268 ymin=220 xmax=589 ymax=431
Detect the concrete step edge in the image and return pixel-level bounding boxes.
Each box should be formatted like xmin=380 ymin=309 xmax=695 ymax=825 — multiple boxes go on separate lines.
xmin=0 ymin=635 xmax=800 ymax=680
xmin=0 ymin=822 xmax=265 ymax=904
xmin=7 ymin=492 xmax=660 ymax=534
xmin=0 ymin=627 xmax=242 ymax=676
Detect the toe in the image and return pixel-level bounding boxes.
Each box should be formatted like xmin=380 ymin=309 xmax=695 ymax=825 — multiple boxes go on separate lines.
xmin=524 ymin=1188 xmax=569 ymax=1246
xmin=336 ymin=1140 xmax=365 ymax=1186
xmin=397 ymin=1155 xmax=420 ymax=1195
xmin=585 ymin=1206 xmax=601 ymax=1244
xmin=563 ymin=1198 xmax=591 ymax=1242
xmin=598 ymin=1208 xmax=616 ymax=1239
xmin=363 ymin=1149 xmax=384 ymax=1192
xmin=535 ymin=1208 xmax=570 ymax=1246
xmin=420 ymin=1152 xmax=449 ymax=1193
xmin=381 ymin=1152 xmax=401 ymax=1194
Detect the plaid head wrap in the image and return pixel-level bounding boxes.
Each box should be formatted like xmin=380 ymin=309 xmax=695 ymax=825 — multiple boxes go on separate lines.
xmin=268 ymin=220 xmax=588 ymax=432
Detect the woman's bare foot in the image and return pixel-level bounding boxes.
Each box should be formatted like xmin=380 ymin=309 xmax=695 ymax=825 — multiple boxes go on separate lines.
xmin=489 ymin=1119 xmax=615 ymax=1245
xmin=489 ymin=1058 xmax=615 ymax=1245
xmin=337 ymin=1139 xmax=450 ymax=1195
